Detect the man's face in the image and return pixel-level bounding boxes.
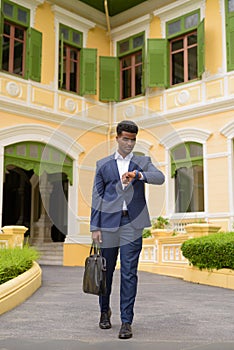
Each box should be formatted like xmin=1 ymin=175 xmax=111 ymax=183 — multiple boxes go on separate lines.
xmin=116 ymin=131 xmax=136 ymax=157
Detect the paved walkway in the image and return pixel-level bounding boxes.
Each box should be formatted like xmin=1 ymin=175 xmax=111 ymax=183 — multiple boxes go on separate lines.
xmin=0 ymin=265 xmax=234 ymax=350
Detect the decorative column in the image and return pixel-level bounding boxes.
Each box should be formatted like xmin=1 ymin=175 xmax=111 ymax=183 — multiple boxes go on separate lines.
xmin=16 ymin=176 xmax=26 ymax=225
xmin=32 ymin=172 xmax=53 ymax=243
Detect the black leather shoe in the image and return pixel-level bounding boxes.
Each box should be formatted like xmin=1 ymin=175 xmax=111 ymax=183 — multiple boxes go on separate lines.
xmin=118 ymin=322 xmax=132 ymax=339
xmin=99 ymin=308 xmax=112 ymax=329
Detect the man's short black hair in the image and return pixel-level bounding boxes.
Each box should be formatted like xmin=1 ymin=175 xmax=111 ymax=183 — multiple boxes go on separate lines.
xmin=116 ymin=120 xmax=138 ymax=135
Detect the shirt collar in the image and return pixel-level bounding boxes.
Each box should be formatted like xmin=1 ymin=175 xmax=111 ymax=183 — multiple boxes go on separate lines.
xmin=115 ymin=151 xmax=133 ymax=161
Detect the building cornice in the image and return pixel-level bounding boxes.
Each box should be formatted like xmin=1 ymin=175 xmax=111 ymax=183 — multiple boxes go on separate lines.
xmin=48 ymin=0 xmax=106 ymax=29
xmin=0 ymin=98 xmax=108 ymax=135
xmin=51 ymin=4 xmax=96 ymax=32
xmin=111 ymin=14 xmax=151 ymax=42
xmin=136 ymin=95 xmax=234 ymax=130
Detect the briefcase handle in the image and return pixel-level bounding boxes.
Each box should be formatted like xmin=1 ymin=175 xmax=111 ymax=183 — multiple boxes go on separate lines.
xmin=90 ymin=240 xmax=101 ymax=256
xmin=89 ymin=241 xmax=106 ymax=271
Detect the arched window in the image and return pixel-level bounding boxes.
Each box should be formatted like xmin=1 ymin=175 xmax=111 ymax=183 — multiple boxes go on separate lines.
xmin=171 ymin=142 xmax=204 ymax=212
xmin=4 ymin=141 xmax=73 ymax=184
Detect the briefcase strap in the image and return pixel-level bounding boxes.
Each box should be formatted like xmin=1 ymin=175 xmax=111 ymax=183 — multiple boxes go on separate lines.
xmin=90 ymin=240 xmax=101 ymax=256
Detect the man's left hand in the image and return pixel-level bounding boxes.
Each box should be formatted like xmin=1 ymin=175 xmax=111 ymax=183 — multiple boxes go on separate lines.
xmin=122 ymin=171 xmax=138 ymax=185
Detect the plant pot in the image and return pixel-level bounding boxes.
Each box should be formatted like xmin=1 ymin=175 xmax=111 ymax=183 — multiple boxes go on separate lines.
xmin=185 ymin=223 xmax=221 ymax=237
xmin=151 ymin=229 xmax=174 ymax=238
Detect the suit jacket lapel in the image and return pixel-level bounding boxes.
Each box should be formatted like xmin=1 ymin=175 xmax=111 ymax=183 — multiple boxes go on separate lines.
xmin=109 ymin=154 xmax=120 ymax=180
xmin=129 ymin=155 xmax=138 ymax=172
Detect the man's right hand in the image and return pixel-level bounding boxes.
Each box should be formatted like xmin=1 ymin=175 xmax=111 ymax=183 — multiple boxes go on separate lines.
xmin=92 ymin=230 xmax=102 ymax=243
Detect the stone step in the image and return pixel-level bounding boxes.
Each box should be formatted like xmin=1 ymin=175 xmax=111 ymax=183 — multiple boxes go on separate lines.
xmin=32 ymin=242 xmax=64 ymax=266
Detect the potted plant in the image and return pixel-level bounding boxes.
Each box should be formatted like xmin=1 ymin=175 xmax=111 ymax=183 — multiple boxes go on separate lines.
xmin=150 ymin=216 xmax=173 ymax=237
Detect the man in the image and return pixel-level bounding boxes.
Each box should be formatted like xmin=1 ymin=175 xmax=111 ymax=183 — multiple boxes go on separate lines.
xmin=90 ymin=120 xmax=165 ymax=339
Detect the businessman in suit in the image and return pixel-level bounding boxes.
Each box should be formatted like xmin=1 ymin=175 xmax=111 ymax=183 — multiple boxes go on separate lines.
xmin=90 ymin=120 xmax=165 ymax=339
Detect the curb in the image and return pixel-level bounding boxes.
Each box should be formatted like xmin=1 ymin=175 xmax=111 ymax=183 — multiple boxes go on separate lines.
xmin=0 ymin=261 xmax=42 ymax=315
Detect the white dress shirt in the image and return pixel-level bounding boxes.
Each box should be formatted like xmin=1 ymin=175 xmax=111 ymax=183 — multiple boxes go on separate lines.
xmin=115 ymin=151 xmax=133 ymax=210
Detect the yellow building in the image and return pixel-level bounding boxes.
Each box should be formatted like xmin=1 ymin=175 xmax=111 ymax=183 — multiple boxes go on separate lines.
xmin=0 ymin=0 xmax=234 ymax=266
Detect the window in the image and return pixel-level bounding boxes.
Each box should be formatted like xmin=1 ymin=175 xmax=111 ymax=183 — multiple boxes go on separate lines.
xmin=99 ymin=32 xmax=144 ymax=101
xmin=120 ymin=51 xmax=142 ymax=100
xmin=61 ymin=44 xmax=80 ymax=93
xmin=147 ymin=10 xmax=205 ymax=88
xmin=170 ymin=31 xmax=197 ymax=85
xmin=0 ymin=0 xmax=42 ymax=82
xmin=58 ymin=24 xmax=97 ymax=96
xmin=2 ymin=21 xmax=26 ymax=76
xmin=226 ymin=0 xmax=234 ymax=71
xmin=171 ymin=142 xmax=204 ymax=213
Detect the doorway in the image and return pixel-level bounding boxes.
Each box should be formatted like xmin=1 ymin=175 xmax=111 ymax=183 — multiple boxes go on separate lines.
xmin=3 ymin=141 xmax=73 ymax=243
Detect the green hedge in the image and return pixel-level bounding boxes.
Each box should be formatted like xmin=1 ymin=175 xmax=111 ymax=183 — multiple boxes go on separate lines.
xmin=0 ymin=246 xmax=39 ymax=285
xmin=181 ymin=232 xmax=234 ymax=270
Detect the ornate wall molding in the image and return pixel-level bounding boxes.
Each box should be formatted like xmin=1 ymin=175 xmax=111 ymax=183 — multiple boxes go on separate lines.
xmin=160 ymin=128 xmax=212 ymax=149
xmin=220 ymin=121 xmax=234 ymax=139
xmin=175 ymin=90 xmax=190 ymax=105
xmin=65 ymin=99 xmax=77 ymax=113
xmin=6 ymin=82 xmax=21 ymax=97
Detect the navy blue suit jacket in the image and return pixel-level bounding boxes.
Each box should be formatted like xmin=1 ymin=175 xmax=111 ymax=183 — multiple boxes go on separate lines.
xmin=90 ymin=154 xmax=165 ymax=232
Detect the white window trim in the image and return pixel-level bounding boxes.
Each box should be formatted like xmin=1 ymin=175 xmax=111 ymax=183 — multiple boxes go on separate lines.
xmin=111 ymin=14 xmax=151 ymax=56
xmin=52 ymin=5 xmax=96 ymax=47
xmin=52 ymin=5 xmax=95 ymax=92
xmin=153 ymin=0 xmax=206 ymax=38
xmin=160 ymin=128 xmax=211 ymax=217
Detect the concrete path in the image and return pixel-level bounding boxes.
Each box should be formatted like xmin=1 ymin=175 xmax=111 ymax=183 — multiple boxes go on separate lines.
xmin=0 ymin=265 xmax=234 ymax=350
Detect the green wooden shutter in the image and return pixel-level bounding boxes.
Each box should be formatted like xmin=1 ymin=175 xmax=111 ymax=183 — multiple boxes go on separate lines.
xmin=59 ymin=33 xmax=64 ymax=88
xmin=80 ymin=48 xmax=97 ymax=95
xmin=99 ymin=56 xmax=119 ymax=101
xmin=197 ymin=19 xmax=205 ymax=78
xmin=226 ymin=12 xmax=234 ymax=71
xmin=26 ymin=28 xmax=42 ymax=82
xmin=147 ymin=39 xmax=168 ymax=88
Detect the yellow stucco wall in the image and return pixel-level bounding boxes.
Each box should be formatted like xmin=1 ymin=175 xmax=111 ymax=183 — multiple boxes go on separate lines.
xmin=64 ymin=243 xmax=90 ymax=266
xmin=87 ymin=26 xmax=110 ymax=56
xmin=205 ymin=0 xmax=223 ymax=75
xmin=149 ymin=16 xmax=162 ymax=38
xmin=34 ymin=2 xmax=55 ymax=86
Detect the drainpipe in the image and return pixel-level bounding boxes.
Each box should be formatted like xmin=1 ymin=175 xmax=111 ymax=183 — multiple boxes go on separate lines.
xmin=104 ymin=0 xmax=113 ymax=154
xmin=104 ymin=0 xmax=111 ymax=41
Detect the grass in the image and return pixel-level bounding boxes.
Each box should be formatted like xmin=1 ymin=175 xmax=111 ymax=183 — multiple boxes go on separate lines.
xmin=0 ymin=245 xmax=40 ymax=285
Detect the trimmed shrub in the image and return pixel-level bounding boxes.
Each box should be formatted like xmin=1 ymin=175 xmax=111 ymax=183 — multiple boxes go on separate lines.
xmin=0 ymin=246 xmax=39 ymax=285
xmin=181 ymin=232 xmax=234 ymax=270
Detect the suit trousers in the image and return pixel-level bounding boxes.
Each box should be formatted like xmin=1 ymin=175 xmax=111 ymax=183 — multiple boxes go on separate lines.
xmin=99 ymin=215 xmax=142 ymax=324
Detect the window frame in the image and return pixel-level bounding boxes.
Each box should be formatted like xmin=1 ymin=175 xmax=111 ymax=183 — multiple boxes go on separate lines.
xmin=167 ymin=10 xmax=200 ymax=87
xmin=2 ymin=0 xmax=30 ymax=27
xmin=120 ymin=50 xmax=143 ymax=100
xmin=166 ymin=10 xmax=200 ymax=39
xmin=59 ymin=24 xmax=82 ymax=94
xmin=170 ymin=30 xmax=198 ymax=86
xmin=0 ymin=0 xmax=42 ymax=82
xmin=61 ymin=42 xmax=80 ymax=93
xmin=147 ymin=9 xmax=204 ymax=89
xmin=58 ymin=23 xmax=97 ymax=96
xmin=171 ymin=142 xmax=204 ymax=213
xmin=117 ymin=32 xmax=145 ymax=101
xmin=1 ymin=0 xmax=29 ymax=78
xmin=2 ymin=20 xmax=26 ymax=76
